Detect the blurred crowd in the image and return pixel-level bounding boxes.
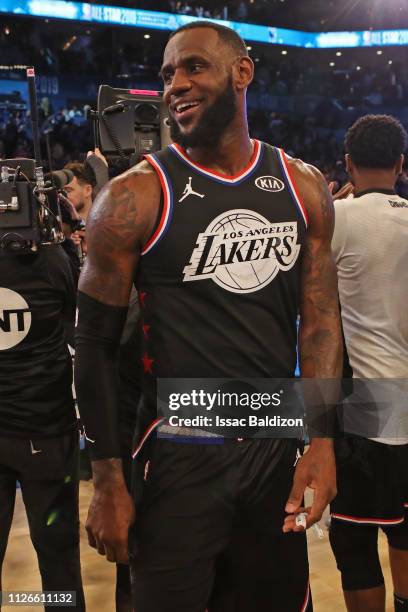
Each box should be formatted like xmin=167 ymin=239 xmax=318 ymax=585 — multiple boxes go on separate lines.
xmin=90 ymin=0 xmax=408 ymax=30
xmin=251 ymin=55 xmax=407 ymax=109
xmin=2 ymin=4 xmax=408 ymax=194
xmin=0 ymin=107 xmax=93 ymax=167
xmin=3 ymin=102 xmax=408 ymax=200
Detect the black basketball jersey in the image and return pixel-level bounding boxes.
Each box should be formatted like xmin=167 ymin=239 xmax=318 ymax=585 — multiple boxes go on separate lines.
xmin=137 ymin=140 xmax=308 ymax=413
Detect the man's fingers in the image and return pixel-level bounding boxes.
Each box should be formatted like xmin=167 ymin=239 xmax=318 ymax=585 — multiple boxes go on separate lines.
xmin=102 ymin=536 xmax=129 ymax=563
xmin=86 ymin=528 xmax=129 ymax=563
xmin=283 ymin=507 xmax=311 ymax=533
xmin=105 ymin=545 xmax=120 ymax=563
xmin=333 ymin=181 xmax=354 ymax=200
xmin=86 ymin=529 xmax=97 ymax=549
xmin=114 ymin=543 xmax=130 ymax=565
xmin=307 ymin=487 xmax=331 ymax=526
xmin=285 ymin=469 xmax=307 ymax=513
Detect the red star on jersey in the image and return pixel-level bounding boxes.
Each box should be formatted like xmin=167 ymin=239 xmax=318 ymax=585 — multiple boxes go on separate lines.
xmin=139 ymin=291 xmax=147 ymax=307
xmin=142 ymin=324 xmax=151 ymax=339
xmin=142 ymin=352 xmax=154 ymax=374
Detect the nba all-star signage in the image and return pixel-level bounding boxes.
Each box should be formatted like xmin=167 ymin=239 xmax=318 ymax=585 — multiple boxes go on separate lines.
xmin=183 ymin=209 xmax=300 ymax=294
xmin=0 ymin=288 xmax=32 ymax=350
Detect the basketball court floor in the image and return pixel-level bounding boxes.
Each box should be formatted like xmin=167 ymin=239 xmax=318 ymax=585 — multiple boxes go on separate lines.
xmin=3 ymin=482 xmax=395 ymax=611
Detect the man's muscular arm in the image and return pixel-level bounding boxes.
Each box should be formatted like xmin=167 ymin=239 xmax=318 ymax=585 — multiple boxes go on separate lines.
xmin=75 ymin=162 xmax=160 ymax=562
xmin=283 ymin=159 xmax=342 ymax=532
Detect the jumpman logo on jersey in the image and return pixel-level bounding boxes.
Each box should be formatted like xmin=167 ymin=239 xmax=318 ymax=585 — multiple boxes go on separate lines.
xmin=178 ymin=177 xmax=205 ymax=203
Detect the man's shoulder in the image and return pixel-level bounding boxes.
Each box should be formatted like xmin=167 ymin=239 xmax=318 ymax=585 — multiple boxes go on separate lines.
xmin=108 ymin=159 xmax=160 ymax=193
xmin=95 ymin=159 xmax=162 ymax=220
xmin=333 ymin=196 xmax=353 ymax=209
xmin=86 ymin=159 xmax=162 ymax=255
xmin=283 ymin=155 xmax=331 ymax=227
xmin=285 ymin=155 xmax=324 ymax=189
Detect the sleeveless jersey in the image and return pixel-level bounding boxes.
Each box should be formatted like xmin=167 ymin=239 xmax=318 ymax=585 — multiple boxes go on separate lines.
xmin=137 ymin=140 xmax=308 ymax=417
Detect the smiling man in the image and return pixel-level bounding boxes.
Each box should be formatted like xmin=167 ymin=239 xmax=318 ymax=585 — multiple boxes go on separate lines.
xmin=75 ymin=22 xmax=341 ymax=611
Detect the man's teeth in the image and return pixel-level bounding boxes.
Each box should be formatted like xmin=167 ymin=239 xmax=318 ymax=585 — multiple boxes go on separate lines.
xmin=176 ymin=101 xmax=200 ymax=113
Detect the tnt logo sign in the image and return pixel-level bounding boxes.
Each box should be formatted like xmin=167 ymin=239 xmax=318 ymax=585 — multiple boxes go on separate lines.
xmin=255 ymin=176 xmax=285 ymax=192
xmin=0 ymin=288 xmax=32 ymax=350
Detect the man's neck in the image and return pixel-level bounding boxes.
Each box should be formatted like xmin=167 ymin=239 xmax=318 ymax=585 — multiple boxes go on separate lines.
xmin=352 ymin=169 xmax=397 ymax=194
xmin=185 ymin=127 xmax=253 ymax=177
xmin=81 ymin=198 xmax=93 ymax=222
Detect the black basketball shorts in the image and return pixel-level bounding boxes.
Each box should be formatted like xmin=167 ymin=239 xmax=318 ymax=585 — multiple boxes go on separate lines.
xmin=331 ymin=437 xmax=408 ymax=526
xmin=129 ymin=437 xmax=312 ymax=612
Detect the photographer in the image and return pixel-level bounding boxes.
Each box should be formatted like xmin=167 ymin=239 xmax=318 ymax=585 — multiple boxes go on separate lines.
xmin=0 ymin=228 xmax=85 ymax=609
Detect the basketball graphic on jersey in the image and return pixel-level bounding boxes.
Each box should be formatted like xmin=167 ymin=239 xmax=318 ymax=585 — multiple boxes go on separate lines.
xmin=0 ymin=288 xmax=32 ymax=350
xmin=183 ymin=209 xmax=301 ymax=293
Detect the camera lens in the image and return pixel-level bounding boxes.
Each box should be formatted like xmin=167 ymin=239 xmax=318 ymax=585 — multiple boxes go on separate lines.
xmin=134 ymin=103 xmax=159 ymax=124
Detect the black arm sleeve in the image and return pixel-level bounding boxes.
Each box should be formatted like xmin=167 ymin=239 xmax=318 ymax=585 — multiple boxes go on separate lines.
xmin=75 ymin=291 xmax=128 ymax=460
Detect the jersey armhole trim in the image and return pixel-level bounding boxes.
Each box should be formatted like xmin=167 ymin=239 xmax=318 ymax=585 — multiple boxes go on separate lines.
xmin=142 ymin=154 xmax=174 ymax=256
xmin=276 ymin=148 xmax=309 ymax=229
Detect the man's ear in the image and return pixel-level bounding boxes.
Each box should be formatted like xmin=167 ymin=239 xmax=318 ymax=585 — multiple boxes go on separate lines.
xmin=234 ymin=56 xmax=254 ymax=91
xmin=84 ymin=183 xmax=93 ymax=198
xmin=345 ymin=154 xmax=352 ymax=174
xmin=396 ymin=153 xmax=404 ymax=175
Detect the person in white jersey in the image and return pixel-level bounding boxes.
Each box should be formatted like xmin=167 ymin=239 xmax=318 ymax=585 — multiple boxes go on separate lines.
xmin=329 ymin=114 xmax=408 ymax=612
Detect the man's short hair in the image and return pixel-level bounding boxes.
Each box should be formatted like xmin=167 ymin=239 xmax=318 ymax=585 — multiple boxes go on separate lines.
xmin=345 ymin=114 xmax=407 ymax=169
xmin=64 ymin=162 xmax=96 ymax=187
xmin=168 ymin=21 xmax=248 ymax=58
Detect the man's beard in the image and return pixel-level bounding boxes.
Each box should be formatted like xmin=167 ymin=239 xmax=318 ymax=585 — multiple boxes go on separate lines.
xmin=169 ymin=76 xmax=237 ymax=150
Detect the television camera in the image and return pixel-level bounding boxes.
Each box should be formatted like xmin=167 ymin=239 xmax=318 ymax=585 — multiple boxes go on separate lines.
xmin=95 ymin=84 xmax=171 ymax=164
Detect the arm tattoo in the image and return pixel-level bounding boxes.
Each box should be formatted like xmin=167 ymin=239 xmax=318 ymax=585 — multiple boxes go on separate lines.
xmin=78 ymin=171 xmax=153 ymax=306
xmin=90 ymin=180 xmax=141 ymax=252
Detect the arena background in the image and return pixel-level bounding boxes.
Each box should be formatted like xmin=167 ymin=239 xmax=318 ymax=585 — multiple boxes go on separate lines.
xmin=1 ymin=0 xmax=408 ymax=196
xmin=1 ymin=1 xmax=406 ymax=610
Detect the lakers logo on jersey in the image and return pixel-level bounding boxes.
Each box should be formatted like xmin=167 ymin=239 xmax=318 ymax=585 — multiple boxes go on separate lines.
xmin=0 ymin=288 xmax=32 ymax=350
xmin=183 ymin=209 xmax=301 ymax=294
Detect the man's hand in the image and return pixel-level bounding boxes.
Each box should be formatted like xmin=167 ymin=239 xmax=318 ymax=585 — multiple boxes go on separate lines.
xmin=283 ymin=439 xmax=336 ymax=532
xmin=87 ymin=147 xmax=108 ymax=167
xmin=71 ymin=229 xmax=87 ymax=255
xmin=86 ymin=459 xmax=135 ymax=563
xmin=328 ymin=181 xmax=354 ymax=200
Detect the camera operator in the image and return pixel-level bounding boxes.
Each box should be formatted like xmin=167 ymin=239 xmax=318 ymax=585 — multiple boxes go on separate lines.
xmin=0 ymin=238 xmax=85 ymax=609
xmin=63 ymin=150 xmax=109 ymax=258
xmin=58 ymin=192 xmax=85 ymax=286
xmin=63 ymin=162 xmax=94 ymax=222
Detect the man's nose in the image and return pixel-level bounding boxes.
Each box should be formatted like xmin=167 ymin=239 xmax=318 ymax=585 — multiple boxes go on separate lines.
xmin=169 ymin=69 xmax=192 ymax=96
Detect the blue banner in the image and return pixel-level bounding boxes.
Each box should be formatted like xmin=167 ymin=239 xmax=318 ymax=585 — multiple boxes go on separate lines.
xmin=1 ymin=0 xmax=408 ymax=48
